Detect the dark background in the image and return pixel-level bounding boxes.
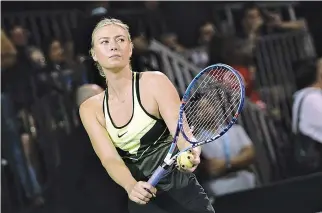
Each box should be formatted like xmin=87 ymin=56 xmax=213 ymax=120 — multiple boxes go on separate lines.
xmin=2 ymin=1 xmax=322 ymax=54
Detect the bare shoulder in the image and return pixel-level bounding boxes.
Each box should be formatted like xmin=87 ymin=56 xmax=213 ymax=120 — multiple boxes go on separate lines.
xmin=140 ymin=71 xmax=172 ymax=87
xmin=79 ymin=91 xmax=105 ymax=115
xmin=140 ymin=71 xmax=180 ymax=103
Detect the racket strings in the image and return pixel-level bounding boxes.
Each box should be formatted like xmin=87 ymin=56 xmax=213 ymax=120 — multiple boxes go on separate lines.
xmin=183 ymin=70 xmax=234 ymax=119
xmin=190 ymin=80 xmax=240 ymax=138
xmin=183 ymin=67 xmax=239 ymax=116
xmin=183 ymin=80 xmax=238 ymax=128
xmin=180 ymin=70 xmax=219 ymax=139
xmin=186 ymin=92 xmax=238 ymax=140
xmin=185 ymin=93 xmax=238 ymax=141
xmin=183 ymin=68 xmax=225 ymax=117
xmin=195 ymin=89 xmax=240 ymax=136
xmin=193 ymin=94 xmax=240 ymax=140
xmin=182 ymin=67 xmax=241 ymax=142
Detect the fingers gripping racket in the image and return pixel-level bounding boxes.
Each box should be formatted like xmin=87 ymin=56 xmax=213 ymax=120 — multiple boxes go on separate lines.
xmin=147 ymin=64 xmax=245 ymax=186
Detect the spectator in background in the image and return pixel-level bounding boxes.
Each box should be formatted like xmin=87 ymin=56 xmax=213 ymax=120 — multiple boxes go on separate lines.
xmin=37 ymin=38 xmax=69 ymax=95
xmin=292 ymin=58 xmax=322 ymax=173
xmin=1 ymin=29 xmax=44 ymax=207
xmin=201 ymin=124 xmax=257 ymax=197
xmin=237 ymin=3 xmax=305 ymax=41
xmin=131 ymin=33 xmax=163 ymax=72
xmin=4 ymin=25 xmax=37 ymax=110
xmin=44 ymin=38 xmax=68 ymax=71
xmin=235 ymin=3 xmax=305 ymax=73
xmin=198 ymin=22 xmax=216 ymax=46
xmin=9 ymin=25 xmax=44 ymax=72
xmin=28 ymin=47 xmax=46 ymax=70
xmin=198 ymin=98 xmax=256 ymax=197
xmin=40 ymin=37 xmax=87 ymax=103
xmin=199 ymin=100 xmax=256 ymax=196
xmin=207 ymin=35 xmax=265 ymax=108
xmin=188 ymin=22 xmax=216 ymax=68
xmin=161 ymin=32 xmax=187 ymax=54
xmin=5 ymin=27 xmax=45 ymax=195
xmin=10 ymin=25 xmax=31 ymax=55
xmin=226 ymin=38 xmax=265 ymax=108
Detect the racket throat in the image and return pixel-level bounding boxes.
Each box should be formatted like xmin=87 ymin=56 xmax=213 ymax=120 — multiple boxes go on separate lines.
xmin=164 ymin=154 xmax=176 ymax=166
xmin=160 ymin=162 xmax=171 ymax=171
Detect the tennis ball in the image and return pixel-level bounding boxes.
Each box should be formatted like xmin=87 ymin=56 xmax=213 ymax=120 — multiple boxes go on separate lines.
xmin=177 ymin=152 xmax=194 ymax=170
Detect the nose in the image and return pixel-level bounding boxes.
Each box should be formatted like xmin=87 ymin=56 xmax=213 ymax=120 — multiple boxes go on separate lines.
xmin=109 ymin=40 xmax=119 ymax=51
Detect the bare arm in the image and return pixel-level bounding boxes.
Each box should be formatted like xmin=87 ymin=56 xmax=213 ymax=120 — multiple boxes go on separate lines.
xmin=150 ymin=72 xmax=201 ymax=155
xmin=79 ymin=101 xmax=136 ymax=193
xmin=279 ymin=20 xmax=305 ymax=30
xmin=230 ymin=145 xmax=255 ymax=169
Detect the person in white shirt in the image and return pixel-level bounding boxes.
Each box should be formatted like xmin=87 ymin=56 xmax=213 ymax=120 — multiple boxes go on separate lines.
xmin=291 ymin=58 xmax=322 ymax=173
xmin=292 ymin=58 xmax=322 ymax=144
xmin=201 ymin=124 xmax=256 ymax=196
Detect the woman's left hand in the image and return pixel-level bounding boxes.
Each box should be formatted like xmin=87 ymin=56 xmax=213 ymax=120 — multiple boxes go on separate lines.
xmin=178 ymin=147 xmax=201 ymax=173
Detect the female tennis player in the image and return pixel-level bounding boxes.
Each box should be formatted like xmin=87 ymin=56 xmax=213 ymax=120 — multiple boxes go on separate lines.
xmin=79 ymin=18 xmax=215 ymax=213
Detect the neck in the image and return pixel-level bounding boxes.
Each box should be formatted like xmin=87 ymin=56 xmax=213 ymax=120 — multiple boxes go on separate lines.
xmin=311 ymin=82 xmax=322 ymax=89
xmin=104 ymin=65 xmax=132 ymax=94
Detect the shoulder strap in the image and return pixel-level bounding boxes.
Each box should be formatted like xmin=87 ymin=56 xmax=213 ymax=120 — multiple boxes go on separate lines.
xmin=134 ymin=72 xmax=141 ymax=104
xmin=102 ymin=89 xmax=108 ymax=118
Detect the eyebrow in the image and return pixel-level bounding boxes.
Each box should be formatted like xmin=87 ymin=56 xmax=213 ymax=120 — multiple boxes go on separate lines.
xmin=98 ymin=35 xmax=126 ymax=40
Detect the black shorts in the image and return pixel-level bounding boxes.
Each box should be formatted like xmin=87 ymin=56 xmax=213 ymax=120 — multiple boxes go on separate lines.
xmin=128 ymin=175 xmax=215 ymax=213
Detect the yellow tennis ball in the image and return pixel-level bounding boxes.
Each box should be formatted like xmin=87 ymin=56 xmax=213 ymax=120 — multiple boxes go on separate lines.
xmin=177 ymin=152 xmax=194 ymax=169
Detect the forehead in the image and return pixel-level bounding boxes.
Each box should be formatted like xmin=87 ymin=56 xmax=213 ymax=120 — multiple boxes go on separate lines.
xmin=247 ymin=8 xmax=261 ymax=16
xmin=94 ymin=24 xmax=128 ymax=39
xmin=51 ymin=41 xmax=61 ymax=47
xmin=12 ymin=28 xmax=24 ymax=35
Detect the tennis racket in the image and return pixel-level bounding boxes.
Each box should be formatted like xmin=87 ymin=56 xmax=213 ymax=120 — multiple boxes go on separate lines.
xmin=147 ymin=63 xmax=245 ymax=186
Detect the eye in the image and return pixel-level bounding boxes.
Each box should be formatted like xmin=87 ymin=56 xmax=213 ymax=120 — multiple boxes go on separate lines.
xmin=117 ymin=38 xmax=125 ymax=43
xmin=101 ymin=40 xmax=108 ymax=44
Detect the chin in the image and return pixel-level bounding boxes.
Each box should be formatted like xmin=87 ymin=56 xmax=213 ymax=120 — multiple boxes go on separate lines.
xmin=106 ymin=64 xmax=128 ymax=73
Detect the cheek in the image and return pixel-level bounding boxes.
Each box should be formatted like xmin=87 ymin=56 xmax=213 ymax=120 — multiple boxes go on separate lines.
xmin=94 ymin=46 xmax=110 ymax=61
xmin=123 ymin=49 xmax=131 ymax=58
xmin=98 ymin=46 xmax=109 ymax=56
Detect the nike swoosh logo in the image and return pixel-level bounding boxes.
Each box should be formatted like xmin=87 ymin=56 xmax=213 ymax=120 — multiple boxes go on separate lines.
xmin=117 ymin=131 xmax=128 ymax=138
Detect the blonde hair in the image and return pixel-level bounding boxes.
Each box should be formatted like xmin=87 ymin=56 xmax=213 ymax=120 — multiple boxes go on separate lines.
xmin=90 ymin=18 xmax=132 ymax=77
xmin=1 ymin=29 xmax=17 ymax=69
xmin=1 ymin=29 xmax=17 ymax=56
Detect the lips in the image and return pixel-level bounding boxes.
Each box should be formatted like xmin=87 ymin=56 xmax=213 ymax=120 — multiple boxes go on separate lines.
xmin=109 ymin=54 xmax=121 ymax=58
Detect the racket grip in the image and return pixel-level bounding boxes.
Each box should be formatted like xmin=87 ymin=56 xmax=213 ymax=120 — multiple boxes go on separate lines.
xmin=148 ymin=166 xmax=167 ymax=187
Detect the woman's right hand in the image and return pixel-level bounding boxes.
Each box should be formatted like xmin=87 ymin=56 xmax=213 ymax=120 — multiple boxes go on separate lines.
xmin=127 ymin=181 xmax=157 ymax=205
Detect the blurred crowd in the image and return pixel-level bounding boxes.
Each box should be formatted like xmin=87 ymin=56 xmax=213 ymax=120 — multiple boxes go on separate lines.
xmin=1 ymin=1 xmax=322 ymax=212
xmin=1 ymin=25 xmax=88 ymax=209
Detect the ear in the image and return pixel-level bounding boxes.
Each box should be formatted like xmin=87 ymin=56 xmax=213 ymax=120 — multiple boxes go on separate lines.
xmin=129 ymin=42 xmax=133 ymax=57
xmin=90 ymin=49 xmax=98 ymax=62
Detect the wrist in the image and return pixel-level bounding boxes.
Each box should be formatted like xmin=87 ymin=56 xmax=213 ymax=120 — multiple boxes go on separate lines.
xmin=192 ymin=146 xmax=201 ymax=156
xmin=124 ymin=178 xmax=137 ymax=194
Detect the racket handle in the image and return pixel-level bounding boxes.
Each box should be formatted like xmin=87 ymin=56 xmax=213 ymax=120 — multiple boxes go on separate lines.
xmin=148 ymin=165 xmax=167 ymax=187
